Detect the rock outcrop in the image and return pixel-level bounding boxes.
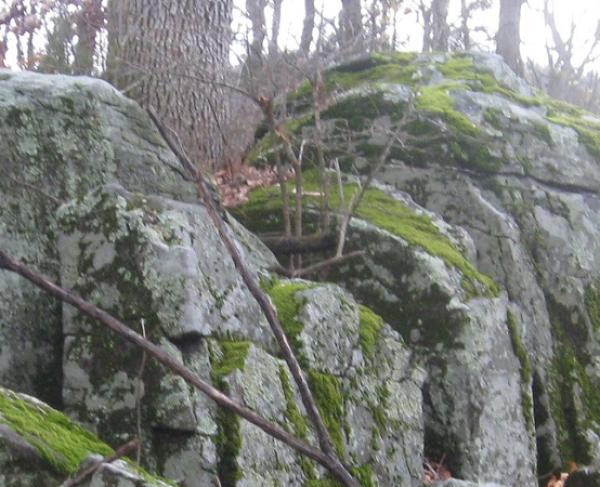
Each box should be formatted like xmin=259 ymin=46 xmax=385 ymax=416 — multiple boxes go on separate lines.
xmin=4 ymin=51 xmax=600 ymax=487
xmin=0 ymin=69 xmax=424 ymax=486
xmin=237 ymin=51 xmax=600 ymax=484
xmin=0 ymin=69 xmax=195 ymax=407
xmin=56 ymin=183 xmax=424 ymax=486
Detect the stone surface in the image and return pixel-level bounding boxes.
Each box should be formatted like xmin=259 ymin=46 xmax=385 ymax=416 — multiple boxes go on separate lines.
xmin=0 ymin=69 xmax=196 ymax=406
xmin=238 ymin=51 xmax=600 ymax=485
xmin=6 ymin=51 xmax=600 ymax=487
xmin=56 ymin=183 xmax=423 ymax=486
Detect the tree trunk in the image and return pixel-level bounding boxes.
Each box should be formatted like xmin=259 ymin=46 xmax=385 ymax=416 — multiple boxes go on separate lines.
xmin=246 ymin=0 xmax=267 ymax=59
xmin=460 ymin=0 xmax=471 ymax=50
xmin=339 ymin=0 xmax=363 ymax=50
xmin=431 ymin=0 xmax=450 ymax=51
xmin=300 ymin=0 xmax=315 ymax=53
xmin=106 ymin=0 xmax=233 ymax=169
xmin=269 ymin=0 xmax=282 ymax=54
xmin=420 ymin=1 xmax=432 ymax=52
xmin=496 ymin=0 xmax=524 ymax=76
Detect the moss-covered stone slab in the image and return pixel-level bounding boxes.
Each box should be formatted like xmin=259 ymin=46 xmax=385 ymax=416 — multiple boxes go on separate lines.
xmin=0 ymin=386 xmax=173 ymax=486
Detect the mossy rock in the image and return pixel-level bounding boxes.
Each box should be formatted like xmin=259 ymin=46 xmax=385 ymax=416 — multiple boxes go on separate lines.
xmin=0 ymin=386 xmax=174 ymax=486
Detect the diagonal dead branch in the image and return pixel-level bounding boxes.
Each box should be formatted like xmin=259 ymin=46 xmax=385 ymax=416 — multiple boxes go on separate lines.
xmin=147 ymin=109 xmax=359 ymax=487
xmin=0 ymin=248 xmax=335 ymax=471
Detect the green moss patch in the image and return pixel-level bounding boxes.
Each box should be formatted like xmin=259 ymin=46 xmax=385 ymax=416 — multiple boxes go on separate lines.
xmin=209 ymin=340 xmax=250 ymax=487
xmin=302 ymin=465 xmax=375 ymax=487
xmin=322 ymin=91 xmax=406 ymax=131
xmin=211 ymin=340 xmax=251 ymax=383
xmin=279 ymin=366 xmax=309 ymax=440
xmin=438 ymin=55 xmax=540 ymax=107
xmin=307 ymin=371 xmax=346 ymax=457
xmin=290 ymin=52 xmax=419 ymax=103
xmin=585 ymin=280 xmax=600 ymax=335
xmin=506 ymin=311 xmax=534 ymax=431
xmin=546 ymin=111 xmax=600 ymax=161
xmin=263 ymin=279 xmax=314 ymax=355
xmin=0 ymin=388 xmax=113 ymax=475
xmin=236 ymin=173 xmax=497 ymax=297
xmin=358 ymin=305 xmax=385 ymax=359
xmin=352 ymin=185 xmax=498 ymax=297
xmin=416 ymin=82 xmax=480 ymax=138
xmin=546 ymin=296 xmax=600 ymax=464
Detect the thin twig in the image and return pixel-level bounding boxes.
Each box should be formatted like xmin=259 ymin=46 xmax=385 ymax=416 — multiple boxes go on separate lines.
xmin=135 ymin=319 xmax=147 ymax=465
xmin=60 ymin=439 xmax=138 ymax=487
xmin=284 ymin=251 xmax=365 ymax=278
xmin=7 ymin=175 xmax=63 ymax=206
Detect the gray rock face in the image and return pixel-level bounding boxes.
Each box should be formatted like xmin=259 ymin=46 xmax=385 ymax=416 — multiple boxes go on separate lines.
xmin=238 ymin=51 xmax=600 ymax=485
xmin=0 ymin=69 xmax=424 ymax=486
xmin=55 ymin=183 xmax=424 ymax=486
xmin=0 ymin=69 xmax=195 ymax=406
xmin=327 ymin=199 xmax=537 ymax=485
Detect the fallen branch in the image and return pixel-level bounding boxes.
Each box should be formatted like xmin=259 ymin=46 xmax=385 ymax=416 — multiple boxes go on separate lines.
xmin=148 ymin=109 xmax=359 ymax=487
xmin=260 ymin=232 xmax=336 ymax=254
xmin=273 ymin=250 xmax=365 ymax=278
xmin=60 ymin=439 xmax=138 ymax=487
xmin=0 ymin=249 xmax=334 ymax=472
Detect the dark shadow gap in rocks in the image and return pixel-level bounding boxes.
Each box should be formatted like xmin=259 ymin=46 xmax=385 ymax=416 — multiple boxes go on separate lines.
xmin=167 ymin=332 xmax=205 ymax=354
xmin=532 ymin=369 xmax=560 ymax=487
xmin=422 ymin=379 xmax=463 ymax=479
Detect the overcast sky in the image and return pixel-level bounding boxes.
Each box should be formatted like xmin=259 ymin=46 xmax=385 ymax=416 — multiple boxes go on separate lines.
xmin=4 ymin=0 xmax=600 ymax=73
xmin=231 ymin=0 xmax=600 ymax=71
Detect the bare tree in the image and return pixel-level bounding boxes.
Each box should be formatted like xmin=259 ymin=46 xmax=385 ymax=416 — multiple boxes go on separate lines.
xmin=431 ymin=0 xmax=450 ymax=51
xmin=496 ymin=0 xmax=524 ymax=75
xmin=106 ymin=0 xmax=233 ymax=169
xmin=246 ymin=0 xmax=267 ymax=64
xmin=300 ymin=0 xmax=315 ymax=54
xmin=339 ymin=0 xmax=363 ymax=50
xmin=419 ymin=0 xmax=450 ymax=52
xmin=458 ymin=0 xmax=492 ymax=51
xmin=537 ymin=0 xmax=600 ymax=103
xmin=270 ymin=0 xmax=283 ymax=54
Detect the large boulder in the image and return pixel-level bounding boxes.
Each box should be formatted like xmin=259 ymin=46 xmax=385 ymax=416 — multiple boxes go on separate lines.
xmin=0 ymin=69 xmax=195 ymax=406
xmin=0 ymin=68 xmax=425 ymax=486
xmin=55 ymin=183 xmax=425 ymax=486
xmin=238 ymin=51 xmax=600 ymax=484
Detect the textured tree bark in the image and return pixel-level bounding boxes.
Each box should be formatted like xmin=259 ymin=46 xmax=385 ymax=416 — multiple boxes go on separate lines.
xmin=300 ymin=0 xmax=315 ymax=54
xmin=269 ymin=0 xmax=283 ymax=54
xmin=496 ymin=0 xmax=524 ymax=76
xmin=420 ymin=1 xmax=433 ymax=52
xmin=339 ymin=0 xmax=363 ymax=49
xmin=431 ymin=0 xmax=450 ymax=51
xmin=246 ymin=0 xmax=267 ymax=59
xmin=106 ymin=0 xmax=233 ymax=169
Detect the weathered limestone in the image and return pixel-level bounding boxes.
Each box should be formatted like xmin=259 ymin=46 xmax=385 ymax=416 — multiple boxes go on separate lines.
xmin=239 ymin=51 xmax=600 ymax=484
xmin=56 ymin=183 xmax=424 ymax=486
xmin=0 ymin=69 xmax=195 ymax=406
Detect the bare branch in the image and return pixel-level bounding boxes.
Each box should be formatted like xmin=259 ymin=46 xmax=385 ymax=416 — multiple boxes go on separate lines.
xmin=290 ymin=250 xmax=365 ymax=278
xmin=0 ymin=248 xmax=334 ymax=472
xmin=146 ymin=109 xmax=359 ymax=487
